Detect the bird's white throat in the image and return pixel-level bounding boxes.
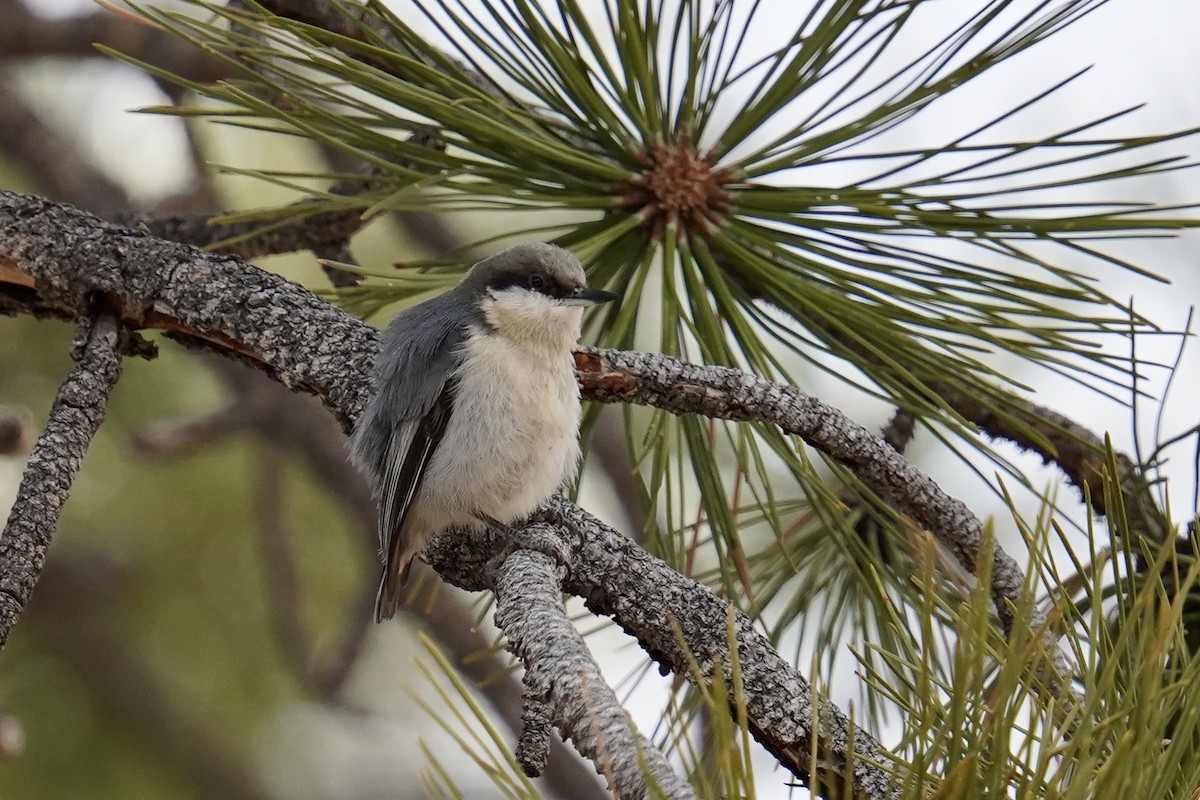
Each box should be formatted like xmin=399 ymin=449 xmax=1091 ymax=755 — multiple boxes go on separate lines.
xmin=481 ymin=288 xmax=585 ymax=352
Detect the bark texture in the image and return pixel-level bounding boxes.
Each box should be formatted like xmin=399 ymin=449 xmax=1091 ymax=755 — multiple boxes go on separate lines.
xmin=0 ymin=313 xmax=125 ymax=646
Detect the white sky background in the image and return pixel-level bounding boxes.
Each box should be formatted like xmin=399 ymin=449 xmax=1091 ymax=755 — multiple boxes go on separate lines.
xmin=9 ymin=0 xmax=1200 ymax=797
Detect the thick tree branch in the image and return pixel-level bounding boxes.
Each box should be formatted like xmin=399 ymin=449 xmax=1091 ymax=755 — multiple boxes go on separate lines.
xmin=491 ymin=530 xmax=695 ymax=800
xmin=0 ymin=190 xmax=374 ymax=427
xmin=406 ymin=568 xmax=610 ymax=800
xmin=0 ymin=312 xmax=125 ymax=647
xmin=426 ymin=503 xmax=898 ymax=800
xmin=574 ymin=348 xmax=1028 ymax=637
xmin=0 ymin=188 xmax=1065 ymax=644
xmin=550 ymin=499 xmax=898 ymax=799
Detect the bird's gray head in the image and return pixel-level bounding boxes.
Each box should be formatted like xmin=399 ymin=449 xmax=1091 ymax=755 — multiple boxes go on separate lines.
xmin=461 ymin=243 xmax=617 ymax=346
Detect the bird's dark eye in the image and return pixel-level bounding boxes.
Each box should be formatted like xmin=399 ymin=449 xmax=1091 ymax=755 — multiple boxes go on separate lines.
xmin=529 ymin=273 xmax=547 ymax=292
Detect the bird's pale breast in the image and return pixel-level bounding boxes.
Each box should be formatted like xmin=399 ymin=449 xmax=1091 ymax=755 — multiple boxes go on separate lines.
xmin=414 ymin=324 xmax=582 ymax=529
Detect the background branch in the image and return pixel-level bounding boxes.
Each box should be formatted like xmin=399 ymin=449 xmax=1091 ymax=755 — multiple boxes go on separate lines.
xmin=0 ymin=81 xmax=134 ymax=216
xmin=29 ymin=553 xmax=275 ymax=800
xmin=0 ymin=0 xmax=228 ymax=83
xmin=0 ymin=405 xmax=32 ymax=455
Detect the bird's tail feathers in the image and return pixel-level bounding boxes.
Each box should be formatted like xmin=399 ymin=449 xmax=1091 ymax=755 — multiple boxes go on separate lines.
xmin=374 ymin=555 xmax=415 ymax=622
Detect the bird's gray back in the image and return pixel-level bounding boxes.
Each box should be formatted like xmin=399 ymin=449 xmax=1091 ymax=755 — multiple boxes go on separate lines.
xmin=349 ymin=289 xmax=478 ymax=489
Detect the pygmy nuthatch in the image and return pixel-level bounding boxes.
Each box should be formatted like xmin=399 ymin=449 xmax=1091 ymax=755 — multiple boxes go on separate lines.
xmin=350 ymin=243 xmax=618 ymax=621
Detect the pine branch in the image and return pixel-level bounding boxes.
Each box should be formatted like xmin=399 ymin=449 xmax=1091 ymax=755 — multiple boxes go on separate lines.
xmin=492 ymin=528 xmax=696 ymax=799
xmin=0 ymin=190 xmax=374 ymax=427
xmin=0 ymin=311 xmax=126 ymax=647
xmin=1 ymin=189 xmax=1033 ymax=643
xmin=575 ymin=348 xmax=1030 ymax=638
xmin=426 ymin=501 xmax=899 ymax=799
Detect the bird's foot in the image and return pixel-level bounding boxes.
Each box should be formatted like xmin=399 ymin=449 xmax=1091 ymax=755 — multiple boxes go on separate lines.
xmin=478 ymin=514 xmax=572 ymax=579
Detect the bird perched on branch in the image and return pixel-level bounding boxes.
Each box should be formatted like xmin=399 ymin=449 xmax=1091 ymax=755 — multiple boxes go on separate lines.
xmin=350 ymin=243 xmax=618 ymax=621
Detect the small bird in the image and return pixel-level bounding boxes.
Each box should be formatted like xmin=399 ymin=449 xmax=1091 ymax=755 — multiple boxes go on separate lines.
xmin=350 ymin=243 xmax=618 ymax=621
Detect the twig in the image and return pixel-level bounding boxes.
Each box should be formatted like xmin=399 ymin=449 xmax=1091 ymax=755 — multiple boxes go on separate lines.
xmin=0 ymin=312 xmax=125 ymax=649
xmin=881 ymin=408 xmax=916 ymax=454
xmin=313 ymin=238 xmax=360 ymax=288
xmin=125 ymin=203 xmax=365 ymax=263
xmin=941 ymin=383 xmax=1163 ymax=536
xmin=132 ymin=405 xmax=253 ymax=455
xmin=120 ymin=138 xmax=444 ymax=270
xmin=491 ymin=524 xmax=696 ymax=800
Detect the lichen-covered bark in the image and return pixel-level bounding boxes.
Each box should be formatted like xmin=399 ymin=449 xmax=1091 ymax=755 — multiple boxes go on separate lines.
xmin=574 ymin=346 xmax=1025 ymax=636
xmin=0 ymin=191 xmax=376 ymax=427
xmin=0 ymin=314 xmax=125 ymax=646
xmin=493 ymin=539 xmax=696 ymax=800
xmin=555 ymin=500 xmax=898 ymax=800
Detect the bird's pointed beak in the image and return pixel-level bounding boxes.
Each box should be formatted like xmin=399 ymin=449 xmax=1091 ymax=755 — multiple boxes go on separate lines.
xmin=562 ymin=286 xmax=620 ymax=306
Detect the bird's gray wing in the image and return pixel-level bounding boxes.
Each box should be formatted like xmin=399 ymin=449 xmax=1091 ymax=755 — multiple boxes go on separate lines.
xmin=348 ymin=292 xmax=474 ymax=620
xmin=377 ymin=373 xmax=457 ymax=571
